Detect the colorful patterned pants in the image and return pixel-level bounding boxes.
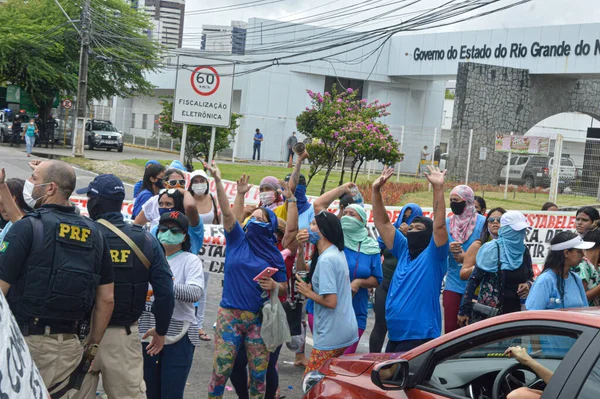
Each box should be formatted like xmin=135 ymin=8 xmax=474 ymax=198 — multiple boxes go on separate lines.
xmin=304 ymin=347 xmax=347 ymax=376
xmin=208 ymin=307 xmax=269 ymax=399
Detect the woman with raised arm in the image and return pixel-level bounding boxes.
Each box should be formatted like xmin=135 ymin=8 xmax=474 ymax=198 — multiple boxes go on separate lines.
xmin=372 ymin=165 xmax=449 ymax=353
xmin=206 ymin=162 xmax=287 ymax=399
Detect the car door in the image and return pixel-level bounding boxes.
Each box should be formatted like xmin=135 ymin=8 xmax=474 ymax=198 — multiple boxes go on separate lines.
xmin=403 ymin=320 xmax=597 ymax=399
xmin=557 ymin=332 xmax=600 ymax=398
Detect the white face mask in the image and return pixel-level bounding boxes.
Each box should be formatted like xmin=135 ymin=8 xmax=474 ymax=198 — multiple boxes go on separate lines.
xmin=23 ymin=180 xmax=50 ymax=209
xmin=192 ymin=183 xmax=207 ymax=195
xmin=259 ymin=191 xmax=276 ymax=206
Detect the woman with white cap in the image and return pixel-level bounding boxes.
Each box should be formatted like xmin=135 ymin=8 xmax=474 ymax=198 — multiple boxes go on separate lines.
xmin=526 ymin=231 xmax=593 ymax=310
xmin=189 ymin=169 xmax=220 ymax=225
xmin=457 ymin=211 xmax=534 ymax=327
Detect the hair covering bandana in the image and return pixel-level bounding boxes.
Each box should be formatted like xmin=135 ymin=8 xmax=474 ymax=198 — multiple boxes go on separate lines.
xmin=244 ymin=207 xmax=286 ymax=270
xmin=476 ymin=225 xmax=526 ymax=272
xmin=259 ymin=176 xmax=283 ymax=210
xmin=315 ymin=211 xmax=345 ymax=252
xmin=449 ymin=185 xmax=478 ymax=243
xmin=378 ymin=203 xmax=424 ymax=250
xmin=341 ymin=204 xmax=380 ymax=255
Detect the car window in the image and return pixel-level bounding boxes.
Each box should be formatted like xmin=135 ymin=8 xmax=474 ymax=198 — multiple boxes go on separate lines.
xmin=91 ymin=122 xmax=117 ymax=132
xmin=509 ymin=157 xmax=518 ymax=166
xmin=578 ymin=356 xmax=600 ymax=398
xmin=427 ymin=333 xmax=578 ymax=398
xmin=560 ymin=158 xmax=574 ymax=167
xmin=515 ymin=157 xmax=529 ymax=166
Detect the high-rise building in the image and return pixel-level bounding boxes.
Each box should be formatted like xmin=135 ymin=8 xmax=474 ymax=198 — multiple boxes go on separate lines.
xmin=135 ymin=0 xmax=185 ymax=50
xmin=201 ymin=21 xmax=247 ymax=55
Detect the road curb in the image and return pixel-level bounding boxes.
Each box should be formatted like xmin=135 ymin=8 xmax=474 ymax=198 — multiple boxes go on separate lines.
xmin=123 ymin=143 xmax=178 ymax=154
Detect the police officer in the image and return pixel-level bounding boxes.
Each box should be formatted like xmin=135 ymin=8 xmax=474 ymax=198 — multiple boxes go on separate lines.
xmin=0 ymin=160 xmax=115 ymax=396
xmin=45 ymin=114 xmax=58 ymax=149
xmin=70 ymin=174 xmax=174 ymax=399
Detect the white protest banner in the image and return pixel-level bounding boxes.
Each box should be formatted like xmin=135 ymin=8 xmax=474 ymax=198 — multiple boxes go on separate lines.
xmin=0 ymin=292 xmax=49 ymax=399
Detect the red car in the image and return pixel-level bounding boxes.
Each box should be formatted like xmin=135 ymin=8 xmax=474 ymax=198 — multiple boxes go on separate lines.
xmin=302 ymin=308 xmax=600 ymax=399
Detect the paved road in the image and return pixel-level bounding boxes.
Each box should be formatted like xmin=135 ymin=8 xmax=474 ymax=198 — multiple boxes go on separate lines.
xmin=0 ymin=142 xmax=377 ymax=398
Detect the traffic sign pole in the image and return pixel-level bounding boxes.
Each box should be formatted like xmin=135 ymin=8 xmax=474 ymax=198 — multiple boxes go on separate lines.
xmin=180 ymin=123 xmax=188 ymax=164
xmin=208 ymin=126 xmax=216 ymax=165
xmin=63 ymin=108 xmax=69 ymax=148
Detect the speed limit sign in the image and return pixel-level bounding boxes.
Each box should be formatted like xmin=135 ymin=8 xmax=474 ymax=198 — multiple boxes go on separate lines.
xmin=173 ymin=56 xmax=234 ymax=127
xmin=62 ymin=99 xmax=73 ymax=109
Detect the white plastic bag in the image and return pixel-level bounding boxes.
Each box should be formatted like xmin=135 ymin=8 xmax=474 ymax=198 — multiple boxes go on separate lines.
xmin=260 ymin=284 xmax=291 ymax=352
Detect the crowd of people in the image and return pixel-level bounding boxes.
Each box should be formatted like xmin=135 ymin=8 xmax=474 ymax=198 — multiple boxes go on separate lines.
xmin=0 ymin=149 xmax=598 ymax=399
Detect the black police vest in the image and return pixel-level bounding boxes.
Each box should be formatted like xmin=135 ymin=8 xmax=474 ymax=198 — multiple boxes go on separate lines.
xmin=10 ymin=209 xmax=103 ymax=322
xmin=98 ymin=221 xmax=150 ymax=326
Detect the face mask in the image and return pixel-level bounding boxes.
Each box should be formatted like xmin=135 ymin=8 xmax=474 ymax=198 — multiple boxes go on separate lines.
xmin=192 ymin=183 xmax=207 ymax=196
xmin=159 ymin=207 xmax=174 ymax=216
xmin=157 ymin=230 xmax=186 ymax=245
xmin=260 ymin=191 xmax=276 ymax=206
xmin=87 ymin=196 xmax=102 ymax=220
xmin=488 ymin=227 xmax=498 ymax=239
xmin=30 ymin=121 xmax=34 ymax=125
xmin=154 ymin=179 xmax=164 ymax=189
xmin=244 ymin=218 xmax=270 ymax=232
xmin=23 ymin=180 xmax=50 ymax=209
xmin=341 ymin=215 xmax=363 ymax=233
xmin=450 ymin=201 xmax=467 ymax=216
xmin=308 ymin=230 xmax=321 ymax=245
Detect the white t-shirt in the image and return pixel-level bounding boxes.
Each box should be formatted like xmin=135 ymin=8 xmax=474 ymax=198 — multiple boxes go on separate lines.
xmin=142 ymin=195 xmax=160 ymax=228
xmin=170 ymin=251 xmax=205 ymax=323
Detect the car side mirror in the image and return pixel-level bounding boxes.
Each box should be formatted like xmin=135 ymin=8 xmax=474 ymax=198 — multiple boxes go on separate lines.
xmin=371 ymin=359 xmax=409 ymax=391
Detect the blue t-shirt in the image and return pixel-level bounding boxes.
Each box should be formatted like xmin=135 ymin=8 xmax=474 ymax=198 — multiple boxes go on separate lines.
xmin=312 ymin=245 xmax=358 ymax=350
xmin=298 ymin=204 xmax=315 ymax=231
xmin=132 ymin=189 xmax=153 ymax=218
xmin=386 ymin=230 xmax=449 ymax=342
xmin=133 ymin=180 xmax=143 ymax=198
xmin=526 ymin=270 xmax=588 ymax=310
xmin=151 ymin=219 xmax=204 ymax=257
xmin=344 ymin=247 xmax=382 ymax=330
xmin=220 ymin=222 xmax=286 ymax=312
xmin=444 ymin=215 xmax=486 ymax=294
xmin=253 ymin=133 xmax=263 ymax=145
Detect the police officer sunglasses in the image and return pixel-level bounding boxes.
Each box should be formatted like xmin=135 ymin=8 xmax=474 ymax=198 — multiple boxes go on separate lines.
xmin=157 ymin=225 xmax=185 ymax=235
xmin=165 ymin=179 xmax=186 ymax=187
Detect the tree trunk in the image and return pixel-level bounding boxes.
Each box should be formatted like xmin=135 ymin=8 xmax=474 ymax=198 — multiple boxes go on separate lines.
xmin=349 ymin=158 xmax=359 ymax=182
xmin=338 ymin=153 xmax=347 ymax=186
xmin=320 ymin=156 xmax=337 ymax=195
xmin=354 ymin=159 xmax=365 ymax=183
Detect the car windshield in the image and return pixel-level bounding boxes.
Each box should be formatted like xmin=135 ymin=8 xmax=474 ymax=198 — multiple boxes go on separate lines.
xmin=455 ymin=334 xmax=577 ymax=361
xmin=92 ymin=122 xmax=117 ymax=132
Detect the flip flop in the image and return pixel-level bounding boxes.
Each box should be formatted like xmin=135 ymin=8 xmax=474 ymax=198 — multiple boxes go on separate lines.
xmin=198 ymin=331 xmax=211 ymax=341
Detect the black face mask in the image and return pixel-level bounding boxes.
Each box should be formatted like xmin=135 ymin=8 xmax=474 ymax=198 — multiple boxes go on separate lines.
xmin=87 ymin=196 xmax=122 ymax=220
xmin=406 ymin=217 xmax=433 ymax=260
xmin=450 ymin=201 xmax=467 ymax=216
xmin=155 ymin=179 xmax=164 ymax=189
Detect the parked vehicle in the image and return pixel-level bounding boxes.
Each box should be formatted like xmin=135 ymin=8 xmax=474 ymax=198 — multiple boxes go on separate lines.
xmin=303 ymin=308 xmax=600 ymax=398
xmin=0 ymin=109 xmax=39 ymax=145
xmin=85 ymin=119 xmax=123 ymax=152
xmin=498 ymin=155 xmax=577 ymax=189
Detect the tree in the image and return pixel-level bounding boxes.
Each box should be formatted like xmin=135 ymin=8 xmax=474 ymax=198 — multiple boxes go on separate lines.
xmin=158 ymin=97 xmax=242 ymax=166
xmin=296 ymin=85 xmax=402 ymax=194
xmin=0 ymin=0 xmax=160 ymax=117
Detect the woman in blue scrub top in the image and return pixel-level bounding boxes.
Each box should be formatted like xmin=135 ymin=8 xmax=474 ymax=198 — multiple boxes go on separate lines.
xmin=526 ymin=231 xmax=593 ymax=311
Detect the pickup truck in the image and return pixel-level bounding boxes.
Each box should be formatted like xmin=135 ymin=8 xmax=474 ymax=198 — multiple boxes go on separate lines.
xmin=498 ymin=155 xmax=577 ymax=190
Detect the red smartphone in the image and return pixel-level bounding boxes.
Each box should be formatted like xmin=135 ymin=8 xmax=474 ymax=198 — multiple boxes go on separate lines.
xmin=253 ymin=267 xmax=279 ymax=282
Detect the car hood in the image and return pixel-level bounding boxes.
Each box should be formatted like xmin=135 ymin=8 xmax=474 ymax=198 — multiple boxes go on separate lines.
xmin=91 ymin=130 xmax=121 ymax=137
xmin=327 ymin=352 xmax=406 ymax=377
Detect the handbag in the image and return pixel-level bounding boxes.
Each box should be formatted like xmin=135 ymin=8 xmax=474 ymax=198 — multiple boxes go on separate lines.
xmin=472 ymin=242 xmax=505 ymax=322
xmin=260 ymin=284 xmax=292 ymax=352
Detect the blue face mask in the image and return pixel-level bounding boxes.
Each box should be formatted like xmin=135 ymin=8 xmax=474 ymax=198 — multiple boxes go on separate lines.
xmin=308 ymin=230 xmax=321 ymax=245
xmin=244 ymin=218 xmax=270 ymax=232
xmin=159 ymin=207 xmax=174 ymax=216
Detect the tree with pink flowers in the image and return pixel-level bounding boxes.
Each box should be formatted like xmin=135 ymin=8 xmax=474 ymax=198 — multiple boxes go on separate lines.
xmin=296 ymin=85 xmax=402 ymax=194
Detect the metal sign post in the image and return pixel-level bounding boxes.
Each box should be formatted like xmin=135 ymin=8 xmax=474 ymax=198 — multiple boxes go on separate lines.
xmin=549 ymin=134 xmax=564 ymax=203
xmin=465 ymin=129 xmax=474 ymax=185
xmin=504 ymin=151 xmax=512 ymax=200
xmin=173 ymin=56 xmax=234 ymax=168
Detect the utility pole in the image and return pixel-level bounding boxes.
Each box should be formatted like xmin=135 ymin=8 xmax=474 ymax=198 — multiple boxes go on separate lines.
xmin=72 ymin=0 xmax=91 ymax=158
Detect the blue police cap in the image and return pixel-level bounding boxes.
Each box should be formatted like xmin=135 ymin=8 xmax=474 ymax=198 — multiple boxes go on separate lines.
xmin=76 ymin=174 xmax=125 ymax=200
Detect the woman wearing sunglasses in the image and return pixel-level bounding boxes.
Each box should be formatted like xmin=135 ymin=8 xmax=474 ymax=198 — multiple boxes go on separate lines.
xmin=139 ymin=211 xmax=204 ymax=399
xmin=458 ymin=211 xmax=534 ymax=327
xmin=205 ymin=162 xmax=287 ymax=399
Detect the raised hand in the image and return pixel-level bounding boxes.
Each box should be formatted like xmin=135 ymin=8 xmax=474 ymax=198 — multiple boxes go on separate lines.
xmin=281 ymin=181 xmax=293 ymax=200
xmin=204 ymin=160 xmax=222 ymax=181
xmin=237 ymin=174 xmax=252 ymax=195
xmin=373 ymin=167 xmax=394 ymax=191
xmin=0 ymin=168 xmax=5 ymax=185
xmin=343 ymin=181 xmax=358 ymax=194
xmin=424 ymin=165 xmax=446 ymax=188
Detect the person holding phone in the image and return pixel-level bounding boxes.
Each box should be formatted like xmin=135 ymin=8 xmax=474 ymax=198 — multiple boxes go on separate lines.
xmin=206 ymin=162 xmax=287 ymax=399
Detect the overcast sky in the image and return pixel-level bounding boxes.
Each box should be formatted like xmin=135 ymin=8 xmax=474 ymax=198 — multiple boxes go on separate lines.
xmin=182 ymin=0 xmax=599 ymax=48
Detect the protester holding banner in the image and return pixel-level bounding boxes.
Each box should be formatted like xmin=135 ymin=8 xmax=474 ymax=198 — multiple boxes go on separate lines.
xmin=132 ymin=163 xmax=165 ymax=218
xmin=373 ymin=165 xmax=449 ymax=353
xmin=575 ymin=206 xmax=600 ymax=237
xmin=295 ymin=210 xmax=358 ymax=375
xmin=526 ymin=231 xmax=592 ymax=311
xmin=206 ymin=161 xmax=287 ymax=399
xmin=444 ymin=185 xmax=486 ymax=333
xmin=370 ymin=203 xmax=422 ymax=353
xmin=140 ymin=211 xmax=204 ymax=399
xmin=574 ymin=228 xmax=600 ymax=306
xmin=460 ymin=208 xmax=507 ymax=280
xmin=457 ymin=211 xmax=534 ymax=327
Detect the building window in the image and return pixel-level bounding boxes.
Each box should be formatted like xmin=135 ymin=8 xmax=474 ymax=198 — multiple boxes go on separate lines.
xmin=131 ymin=113 xmax=136 ymax=129
xmin=154 ymin=114 xmax=160 ymax=132
xmin=142 ymin=114 xmax=148 ymax=130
